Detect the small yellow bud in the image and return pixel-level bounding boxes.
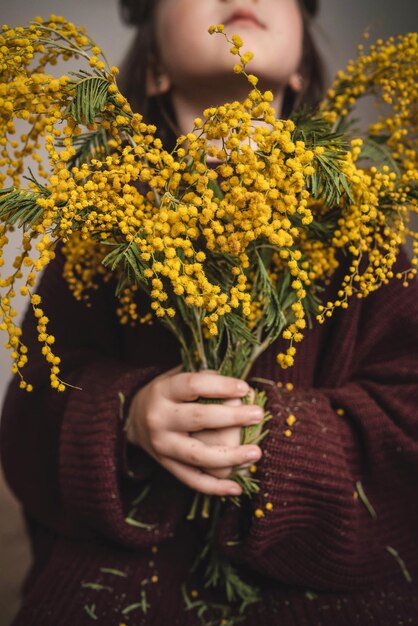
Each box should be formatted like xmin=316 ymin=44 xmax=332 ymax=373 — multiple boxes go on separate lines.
xmin=286 ymin=414 xmax=296 ymax=427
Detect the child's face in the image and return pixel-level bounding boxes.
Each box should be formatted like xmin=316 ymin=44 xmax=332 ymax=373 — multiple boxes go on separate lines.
xmin=152 ymin=0 xmax=304 ymax=96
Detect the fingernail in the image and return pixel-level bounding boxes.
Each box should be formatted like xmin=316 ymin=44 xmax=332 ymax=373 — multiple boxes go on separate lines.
xmin=229 ymin=485 xmax=242 ymax=496
xmin=237 ymin=381 xmax=249 ymax=394
xmin=249 ymin=407 xmax=263 ymax=420
xmin=246 ymin=448 xmax=260 ymax=461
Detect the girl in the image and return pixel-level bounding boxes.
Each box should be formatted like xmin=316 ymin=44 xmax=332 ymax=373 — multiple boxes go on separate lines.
xmin=1 ymin=1 xmax=418 ymax=625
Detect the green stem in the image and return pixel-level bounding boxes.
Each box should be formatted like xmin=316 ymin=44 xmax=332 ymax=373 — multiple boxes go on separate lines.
xmin=177 ymin=308 xmax=205 ymax=371
xmin=193 ymin=308 xmax=208 ymax=370
xmin=240 ymin=326 xmax=272 ymax=380
xmin=36 ymin=23 xmax=111 ymax=70
xmin=187 ymin=492 xmax=201 ymax=521
xmin=201 ymin=495 xmax=211 ymax=519
xmin=37 ymin=38 xmax=92 ymax=65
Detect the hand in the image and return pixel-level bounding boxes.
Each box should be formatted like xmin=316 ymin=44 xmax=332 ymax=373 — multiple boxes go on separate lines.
xmin=126 ymin=367 xmax=264 ymax=496
xmin=191 ymin=398 xmax=242 ymax=479
xmin=192 ymin=387 xmax=258 ymax=479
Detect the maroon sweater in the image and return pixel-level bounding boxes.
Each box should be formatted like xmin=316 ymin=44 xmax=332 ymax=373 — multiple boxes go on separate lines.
xmin=1 ymin=246 xmax=418 ymax=626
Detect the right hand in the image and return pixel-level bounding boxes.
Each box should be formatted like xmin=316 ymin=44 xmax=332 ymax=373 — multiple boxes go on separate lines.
xmin=126 ymin=367 xmax=264 ymax=496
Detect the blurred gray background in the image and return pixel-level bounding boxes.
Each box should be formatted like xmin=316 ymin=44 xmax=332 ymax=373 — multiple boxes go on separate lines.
xmin=0 ymin=2 xmax=417 ymax=622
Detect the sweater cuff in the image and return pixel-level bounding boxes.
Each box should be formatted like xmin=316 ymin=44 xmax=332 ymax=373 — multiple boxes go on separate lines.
xmin=59 ymin=359 xmax=164 ymax=545
xmin=117 ymin=366 xmax=162 ymax=482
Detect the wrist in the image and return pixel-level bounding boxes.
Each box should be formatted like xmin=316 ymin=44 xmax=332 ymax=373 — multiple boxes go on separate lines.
xmin=124 ymin=385 xmax=145 ymax=446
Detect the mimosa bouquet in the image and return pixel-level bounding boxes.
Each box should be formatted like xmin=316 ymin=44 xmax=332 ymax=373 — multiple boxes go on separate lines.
xmin=0 ymin=16 xmax=417 ymax=625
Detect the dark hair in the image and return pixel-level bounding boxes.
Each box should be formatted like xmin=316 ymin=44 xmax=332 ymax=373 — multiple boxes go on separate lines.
xmin=281 ymin=1 xmax=325 ymax=118
xmin=117 ymin=0 xmax=326 ymax=148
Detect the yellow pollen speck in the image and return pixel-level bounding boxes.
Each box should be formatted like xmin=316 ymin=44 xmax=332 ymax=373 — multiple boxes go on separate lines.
xmin=255 ymin=508 xmax=265 ymax=518
xmin=284 ymin=429 xmax=292 ymax=438
xmin=265 ymin=502 xmax=273 ymax=511
xmin=151 ymin=575 xmax=158 ymax=583
xmin=286 ymin=414 xmax=296 ymax=426
xmin=285 ymin=383 xmax=294 ymax=391
xmin=336 ymin=408 xmax=345 ymax=416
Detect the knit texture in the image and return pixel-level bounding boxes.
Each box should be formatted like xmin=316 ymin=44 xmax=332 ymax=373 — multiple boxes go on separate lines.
xmin=1 ymin=246 xmax=418 ymax=626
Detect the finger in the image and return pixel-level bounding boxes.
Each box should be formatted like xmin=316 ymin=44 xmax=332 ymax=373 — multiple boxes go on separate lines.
xmin=222 ymin=398 xmax=243 ymax=407
xmin=167 ymin=371 xmax=249 ymax=402
xmin=162 ymin=457 xmax=242 ymax=496
xmin=172 ymin=401 xmax=264 ymax=432
xmin=202 ymin=458 xmax=255 ymax=480
xmin=163 ymin=433 xmax=262 ymax=469
xmin=203 ymin=466 xmax=234 ymax=479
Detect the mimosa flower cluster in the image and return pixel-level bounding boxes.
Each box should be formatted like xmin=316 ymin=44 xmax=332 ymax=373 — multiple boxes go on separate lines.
xmin=1 ymin=17 xmax=416 ymax=395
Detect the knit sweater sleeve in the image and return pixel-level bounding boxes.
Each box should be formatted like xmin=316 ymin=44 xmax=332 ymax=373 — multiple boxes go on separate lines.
xmin=218 ymin=260 xmax=418 ymax=591
xmin=0 ymin=248 xmax=189 ymax=548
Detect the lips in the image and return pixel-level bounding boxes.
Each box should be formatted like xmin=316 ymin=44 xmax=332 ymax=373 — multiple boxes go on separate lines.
xmin=224 ymin=8 xmax=266 ymax=29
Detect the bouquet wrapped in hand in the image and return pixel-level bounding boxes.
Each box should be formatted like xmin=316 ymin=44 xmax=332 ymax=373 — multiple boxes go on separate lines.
xmin=0 ymin=15 xmax=417 ymax=624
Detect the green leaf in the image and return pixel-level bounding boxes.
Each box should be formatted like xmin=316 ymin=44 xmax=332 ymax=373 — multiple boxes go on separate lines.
xmin=99 ymin=568 xmax=127 ymax=578
xmin=204 ymin=250 xmax=238 ymax=290
xmin=0 ymin=189 xmax=45 ymax=229
xmin=84 ymin=604 xmax=98 ymax=620
xmin=65 ymin=76 xmax=110 ymax=125
xmin=81 ymin=582 xmax=113 ymax=592
xmin=302 ymin=207 xmax=340 ymax=239
xmin=255 ymin=251 xmax=285 ymax=340
xmin=122 ymin=592 xmax=150 ymax=615
xmin=56 ymin=127 xmax=109 ymax=169
xmin=355 ymin=480 xmax=377 ymax=519
xmin=276 ymin=270 xmax=292 ymax=309
xmin=359 ymin=137 xmax=401 ymax=176
xmin=208 ymin=178 xmax=224 ymax=200
xmin=125 ymin=516 xmax=155 ymax=530
xmin=314 ymin=153 xmax=354 ymax=205
xmin=102 ymin=242 xmax=127 ymax=272
xmin=223 ymin=312 xmax=259 ymax=345
xmin=386 ymin=546 xmax=413 ymax=583
xmin=290 ymin=109 xmax=354 ymax=205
